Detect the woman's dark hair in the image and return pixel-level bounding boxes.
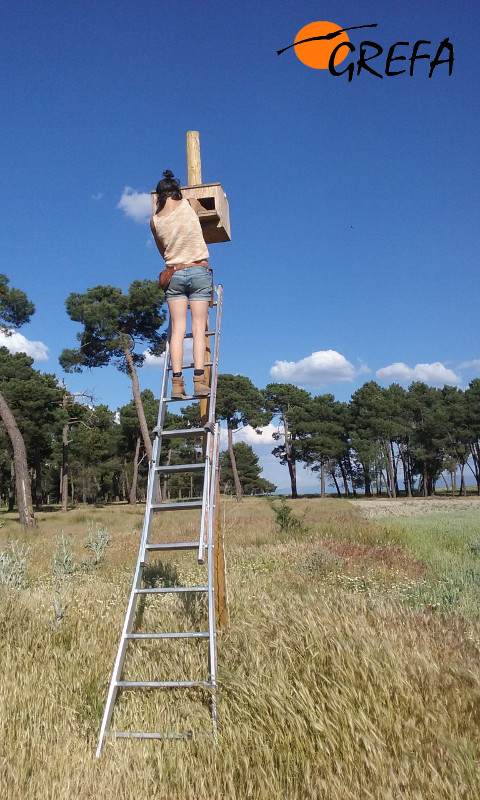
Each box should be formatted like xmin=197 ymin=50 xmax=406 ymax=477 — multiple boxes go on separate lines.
xmin=155 ymin=170 xmax=182 ymax=212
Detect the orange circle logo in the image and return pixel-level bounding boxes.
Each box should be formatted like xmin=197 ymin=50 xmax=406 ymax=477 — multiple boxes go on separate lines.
xmin=294 ymin=21 xmax=350 ymax=70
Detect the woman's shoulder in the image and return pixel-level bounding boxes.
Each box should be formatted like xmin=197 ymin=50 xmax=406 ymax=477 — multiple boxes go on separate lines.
xmin=155 ymin=198 xmax=184 ymax=219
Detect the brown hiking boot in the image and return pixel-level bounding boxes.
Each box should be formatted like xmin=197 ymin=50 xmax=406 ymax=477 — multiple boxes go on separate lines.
xmin=193 ymin=374 xmax=210 ymax=397
xmin=171 ymin=375 xmax=188 ymax=398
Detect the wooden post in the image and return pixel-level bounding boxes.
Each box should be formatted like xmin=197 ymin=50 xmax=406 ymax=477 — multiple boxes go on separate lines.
xmin=186 ymin=131 xmax=202 ymax=185
xmin=186 ymin=131 xmax=211 ymax=439
xmin=185 ymin=130 xmax=229 ymax=629
xmin=214 ymin=484 xmax=229 ymax=629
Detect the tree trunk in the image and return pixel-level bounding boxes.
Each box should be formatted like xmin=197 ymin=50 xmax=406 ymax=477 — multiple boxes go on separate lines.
xmin=330 ymin=468 xmax=342 ymax=498
xmin=129 ymin=435 xmax=141 ymax=504
xmin=34 ymin=453 xmax=43 ymax=510
xmin=287 ymin=457 xmax=298 ymax=499
xmin=0 ymin=460 xmax=5 ymax=508
xmin=399 ymin=441 xmax=412 ymax=497
xmin=122 ymin=459 xmax=130 ymax=500
xmin=469 ymin=441 xmax=480 ymax=495
xmin=123 ymin=345 xmax=153 ymax=461
xmin=390 ymin=440 xmax=399 ymax=496
xmin=0 ymin=390 xmax=35 ymax=528
xmin=383 ymin=440 xmax=396 ymax=498
xmin=8 ymin=460 xmax=15 ymax=512
xmin=282 ymin=412 xmax=297 ymax=498
xmin=320 ymin=460 xmax=326 ymax=498
xmin=344 ymin=453 xmax=357 ymax=497
xmin=362 ymin=462 xmax=372 ymax=497
xmin=228 ymin=424 xmax=243 ymax=503
xmin=339 ymin=459 xmax=350 ymax=497
xmin=61 ymin=423 xmax=69 ymax=512
xmin=113 ymin=472 xmax=120 ymax=502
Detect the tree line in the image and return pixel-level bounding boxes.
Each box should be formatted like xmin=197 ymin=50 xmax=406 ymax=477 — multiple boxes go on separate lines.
xmin=1 ymin=274 xmax=479 ymax=527
xmin=262 ymin=380 xmax=480 ymax=500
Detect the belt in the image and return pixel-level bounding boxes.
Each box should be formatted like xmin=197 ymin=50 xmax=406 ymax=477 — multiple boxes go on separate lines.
xmin=170 ymin=262 xmax=211 ymax=272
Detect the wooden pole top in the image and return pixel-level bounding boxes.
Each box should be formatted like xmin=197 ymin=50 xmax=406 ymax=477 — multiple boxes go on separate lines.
xmin=186 ymin=131 xmax=202 ymax=185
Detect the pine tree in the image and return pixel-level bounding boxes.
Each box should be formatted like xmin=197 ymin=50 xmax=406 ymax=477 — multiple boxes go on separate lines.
xmin=263 ymin=383 xmax=311 ymax=498
xmin=219 ymin=442 xmax=276 ymax=496
xmin=216 ymin=374 xmax=271 ymax=502
xmin=59 ymin=281 xmax=166 ymax=461
xmin=0 ymin=274 xmax=37 ymax=527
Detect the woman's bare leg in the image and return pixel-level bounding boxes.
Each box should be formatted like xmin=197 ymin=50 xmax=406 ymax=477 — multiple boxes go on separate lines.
xmin=168 ymin=299 xmax=188 ymax=373
xmin=190 ymin=300 xmax=209 ymax=370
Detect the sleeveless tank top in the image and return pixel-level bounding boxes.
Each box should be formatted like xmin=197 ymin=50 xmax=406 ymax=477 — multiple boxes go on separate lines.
xmin=151 ymin=199 xmax=209 ymax=266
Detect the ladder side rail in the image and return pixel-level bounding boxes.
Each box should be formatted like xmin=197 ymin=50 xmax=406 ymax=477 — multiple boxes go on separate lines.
xmin=207 ymin=425 xmax=220 ymax=669
xmin=96 ymin=434 xmax=162 ymax=757
xmin=198 ymin=428 xmax=213 ymax=564
xmin=153 ymin=335 xmax=171 ymax=435
xmin=207 ymin=422 xmax=221 ymax=729
xmin=207 ymin=284 xmax=223 ymax=426
xmin=198 ymin=286 xmax=221 ymax=562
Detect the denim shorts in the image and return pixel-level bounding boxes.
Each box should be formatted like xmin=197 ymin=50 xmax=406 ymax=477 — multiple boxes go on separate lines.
xmin=165 ymin=266 xmax=212 ymax=302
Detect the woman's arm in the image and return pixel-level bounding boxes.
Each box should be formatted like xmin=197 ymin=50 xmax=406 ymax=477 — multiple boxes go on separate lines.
xmin=187 ymin=197 xmax=205 ymax=215
xmin=150 ymin=217 xmax=165 ymax=258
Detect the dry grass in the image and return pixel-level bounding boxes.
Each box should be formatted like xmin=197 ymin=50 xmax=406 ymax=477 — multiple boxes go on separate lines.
xmin=0 ymin=497 xmax=479 ymax=799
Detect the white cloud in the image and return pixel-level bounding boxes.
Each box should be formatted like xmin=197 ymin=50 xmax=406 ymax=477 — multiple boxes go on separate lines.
xmin=270 ymin=349 xmax=361 ymax=386
xmin=142 ymin=340 xmax=194 ymax=369
xmin=458 ymin=359 xmax=480 ymax=370
xmin=234 ymin=423 xmax=277 ymax=444
xmin=117 ymin=187 xmax=152 ymax=224
xmin=376 ymin=361 xmax=461 ymax=386
xmin=91 ymin=192 xmax=104 ymax=201
xmin=143 ymin=351 xmax=166 ymax=369
xmin=0 ymin=331 xmax=48 ymax=361
xmin=220 ymin=423 xmax=277 ymax=450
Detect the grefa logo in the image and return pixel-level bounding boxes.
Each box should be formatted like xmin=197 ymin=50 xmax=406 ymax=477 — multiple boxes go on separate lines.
xmin=277 ymin=22 xmax=454 ymax=81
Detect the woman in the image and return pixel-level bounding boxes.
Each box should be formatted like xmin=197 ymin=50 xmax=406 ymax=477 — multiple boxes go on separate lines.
xmin=150 ymin=170 xmax=213 ymax=399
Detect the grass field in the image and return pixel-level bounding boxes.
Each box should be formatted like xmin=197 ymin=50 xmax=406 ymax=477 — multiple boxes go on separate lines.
xmin=0 ymin=497 xmax=479 ymax=799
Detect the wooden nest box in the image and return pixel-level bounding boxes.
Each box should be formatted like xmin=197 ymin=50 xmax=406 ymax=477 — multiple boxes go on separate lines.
xmin=150 ymin=182 xmax=231 ymax=244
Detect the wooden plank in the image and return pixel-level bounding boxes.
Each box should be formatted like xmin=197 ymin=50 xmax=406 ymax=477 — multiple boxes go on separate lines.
xmin=214 ymin=481 xmax=229 ymax=629
xmin=186 ymin=131 xmax=202 ymax=185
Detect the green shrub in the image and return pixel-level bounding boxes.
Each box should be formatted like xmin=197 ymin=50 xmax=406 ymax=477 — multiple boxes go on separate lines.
xmin=0 ymin=540 xmax=30 ymax=589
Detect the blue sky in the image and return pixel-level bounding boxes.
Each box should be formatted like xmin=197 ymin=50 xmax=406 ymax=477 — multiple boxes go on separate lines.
xmin=2 ymin=0 xmax=479 ymax=491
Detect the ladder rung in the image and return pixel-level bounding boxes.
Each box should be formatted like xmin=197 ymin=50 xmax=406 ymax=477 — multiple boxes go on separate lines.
xmin=150 ymin=501 xmax=203 ymax=512
xmin=145 ymin=541 xmax=198 ymax=553
xmin=165 ymin=394 xmax=196 ymax=403
xmin=160 ymin=427 xmax=206 ymax=439
xmin=156 ymin=463 xmax=205 ymax=475
xmin=185 ymin=330 xmax=215 ymax=338
xmin=111 ymin=731 xmax=193 ymax=740
xmin=116 ymin=680 xmax=215 ymax=688
xmin=168 ymin=361 xmax=213 ymax=372
xmin=165 ymin=395 xmax=212 ymax=404
xmin=135 ymin=586 xmax=208 ymax=595
xmin=126 ymin=632 xmax=209 ymax=640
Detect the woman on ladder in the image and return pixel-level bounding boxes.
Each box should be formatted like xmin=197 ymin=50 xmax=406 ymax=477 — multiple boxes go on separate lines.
xmin=150 ymin=170 xmax=212 ymax=399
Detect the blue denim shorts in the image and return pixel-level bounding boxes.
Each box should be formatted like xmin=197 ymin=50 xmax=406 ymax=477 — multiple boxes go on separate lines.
xmin=165 ymin=266 xmax=212 ymax=302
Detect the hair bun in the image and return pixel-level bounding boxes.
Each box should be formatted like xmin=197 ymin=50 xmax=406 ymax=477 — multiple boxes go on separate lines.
xmin=163 ymin=169 xmax=175 ymax=181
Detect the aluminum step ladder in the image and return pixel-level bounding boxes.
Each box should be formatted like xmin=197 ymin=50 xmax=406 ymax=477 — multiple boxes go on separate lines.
xmin=96 ymin=284 xmax=223 ymax=755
